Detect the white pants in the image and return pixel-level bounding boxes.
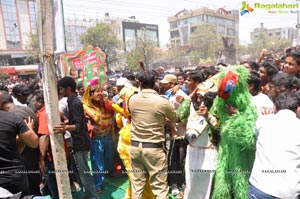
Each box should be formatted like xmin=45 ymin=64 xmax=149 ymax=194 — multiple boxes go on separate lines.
xmin=184 ymin=145 xmax=218 ymax=199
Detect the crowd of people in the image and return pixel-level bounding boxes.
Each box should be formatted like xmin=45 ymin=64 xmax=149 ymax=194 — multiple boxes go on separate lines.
xmin=0 ymin=45 xmax=300 ymax=199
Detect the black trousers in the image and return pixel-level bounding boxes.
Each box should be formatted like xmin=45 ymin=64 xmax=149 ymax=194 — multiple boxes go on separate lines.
xmin=167 ymin=138 xmax=187 ymax=187
xmin=2 ymin=174 xmax=30 ymax=197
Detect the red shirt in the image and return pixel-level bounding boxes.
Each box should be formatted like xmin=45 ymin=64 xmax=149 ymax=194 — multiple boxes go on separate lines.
xmin=36 ymin=106 xmax=70 ymax=159
xmin=36 ymin=106 xmax=50 ymax=135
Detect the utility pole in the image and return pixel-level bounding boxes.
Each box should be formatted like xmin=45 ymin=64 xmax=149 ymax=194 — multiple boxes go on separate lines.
xmin=36 ymin=0 xmax=72 ymax=198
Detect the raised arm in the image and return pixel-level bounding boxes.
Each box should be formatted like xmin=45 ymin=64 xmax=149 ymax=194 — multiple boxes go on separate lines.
xmin=19 ymin=127 xmax=39 ymax=148
xmin=19 ymin=116 xmax=39 ymax=148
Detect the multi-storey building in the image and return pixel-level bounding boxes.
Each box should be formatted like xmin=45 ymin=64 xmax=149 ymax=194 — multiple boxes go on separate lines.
xmin=0 ymin=0 xmax=37 ymax=66
xmin=64 ymin=13 xmax=159 ymax=52
xmin=167 ymin=7 xmax=239 ymax=48
xmin=250 ymin=22 xmax=297 ymax=43
xmin=0 ymin=0 xmax=159 ymax=74
xmin=64 ymin=16 xmax=97 ymax=52
xmin=120 ymin=19 xmax=159 ymax=51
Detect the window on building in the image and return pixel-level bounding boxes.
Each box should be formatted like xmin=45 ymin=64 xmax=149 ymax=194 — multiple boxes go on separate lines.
xmin=137 ymin=29 xmax=158 ymax=44
xmin=189 ymin=16 xmax=201 ymax=24
xmin=217 ymin=25 xmax=225 ymax=33
xmin=191 ymin=26 xmax=197 ymax=33
xmin=207 ymin=16 xmax=214 ymax=23
xmin=1 ymin=0 xmax=21 ymax=49
xmin=170 ymin=22 xmax=177 ymax=29
xmin=227 ymin=29 xmax=234 ymax=36
xmin=124 ymin=29 xmax=136 ymax=51
xmin=28 ymin=0 xmax=38 ymax=34
xmin=268 ymin=33 xmax=273 ymax=36
xmin=170 ymin=30 xmax=179 ymax=38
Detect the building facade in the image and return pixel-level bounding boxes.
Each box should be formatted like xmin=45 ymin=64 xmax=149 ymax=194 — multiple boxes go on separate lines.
xmin=0 ymin=0 xmax=159 ymax=71
xmin=100 ymin=14 xmax=159 ymax=52
xmin=0 ymin=0 xmax=37 ymax=66
xmin=64 ymin=16 xmax=97 ymax=52
xmin=168 ymin=7 xmax=239 ymax=48
xmin=122 ymin=20 xmax=159 ymax=51
xmin=64 ymin=14 xmax=159 ymax=53
xmin=250 ymin=23 xmax=297 ymax=43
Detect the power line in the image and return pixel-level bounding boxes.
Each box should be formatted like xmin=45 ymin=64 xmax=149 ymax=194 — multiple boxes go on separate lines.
xmin=64 ymin=0 xmax=189 ymax=10
xmin=63 ymin=0 xmax=181 ymax=14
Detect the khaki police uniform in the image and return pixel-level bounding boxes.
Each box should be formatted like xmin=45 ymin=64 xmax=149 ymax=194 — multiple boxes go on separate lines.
xmin=128 ymin=89 xmax=177 ymax=199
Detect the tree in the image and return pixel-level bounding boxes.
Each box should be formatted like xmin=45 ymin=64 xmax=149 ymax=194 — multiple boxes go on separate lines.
xmin=162 ymin=47 xmax=189 ymax=68
xmin=24 ymin=32 xmax=40 ymax=64
xmin=236 ymin=43 xmax=250 ymax=62
xmin=247 ymin=33 xmax=292 ymax=61
xmin=80 ymin=22 xmax=121 ymax=71
xmin=189 ymin=23 xmax=222 ymax=65
xmin=126 ymin=28 xmax=159 ymax=70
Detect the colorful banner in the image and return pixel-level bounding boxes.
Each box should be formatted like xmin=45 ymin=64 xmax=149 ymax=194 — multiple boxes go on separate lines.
xmin=61 ymin=45 xmax=107 ymax=87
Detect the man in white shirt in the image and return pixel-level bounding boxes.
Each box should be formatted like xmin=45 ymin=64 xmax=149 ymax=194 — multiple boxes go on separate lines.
xmin=11 ymin=84 xmax=29 ymax=107
xmin=249 ymin=92 xmax=300 ymax=199
xmin=248 ymin=71 xmax=274 ymax=116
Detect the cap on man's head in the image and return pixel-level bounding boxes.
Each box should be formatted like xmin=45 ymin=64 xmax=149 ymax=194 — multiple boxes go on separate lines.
xmin=197 ymin=81 xmax=217 ymax=96
xmin=160 ymin=74 xmax=177 ymax=84
xmin=116 ymin=77 xmax=129 ymax=86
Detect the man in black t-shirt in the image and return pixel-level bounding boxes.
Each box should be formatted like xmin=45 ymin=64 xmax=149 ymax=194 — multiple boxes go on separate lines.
xmin=0 ymin=90 xmax=41 ymax=196
xmin=54 ymin=77 xmax=98 ymax=199
xmin=0 ymin=110 xmax=39 ymax=196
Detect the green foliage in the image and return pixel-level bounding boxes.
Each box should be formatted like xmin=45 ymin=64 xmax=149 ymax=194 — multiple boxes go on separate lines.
xmin=125 ymin=28 xmax=159 ymax=70
xmin=25 ymin=32 xmax=39 ymax=50
xmin=24 ymin=32 xmax=40 ymax=64
xmin=80 ymin=22 xmax=122 ymax=69
xmin=246 ymin=33 xmax=292 ymax=60
xmin=189 ymin=23 xmax=222 ymax=65
xmin=199 ymin=57 xmax=214 ymax=65
xmin=163 ymin=48 xmax=189 ymax=67
xmin=236 ymin=43 xmax=249 ymax=61
xmin=126 ymin=48 xmax=142 ymax=70
xmin=80 ymin=22 xmax=121 ymax=51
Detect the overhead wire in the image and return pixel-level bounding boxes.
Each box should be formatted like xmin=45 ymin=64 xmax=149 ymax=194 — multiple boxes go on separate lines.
xmin=62 ymin=0 xmax=298 ymax=44
xmin=63 ymin=0 xmax=182 ymax=15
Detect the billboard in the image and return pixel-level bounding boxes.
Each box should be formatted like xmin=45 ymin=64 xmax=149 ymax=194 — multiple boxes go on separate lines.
xmin=61 ymin=45 xmax=107 ymax=87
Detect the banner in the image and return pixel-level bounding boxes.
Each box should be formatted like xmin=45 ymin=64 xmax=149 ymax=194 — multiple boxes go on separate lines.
xmin=53 ymin=0 xmax=66 ymax=53
xmin=61 ymin=45 xmax=107 ymax=87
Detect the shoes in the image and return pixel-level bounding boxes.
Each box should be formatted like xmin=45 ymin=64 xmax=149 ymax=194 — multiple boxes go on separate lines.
xmin=96 ymin=187 xmax=103 ymax=193
xmin=176 ymin=191 xmax=184 ymax=199
xmin=171 ymin=184 xmax=179 ymax=196
xmin=71 ymin=182 xmax=81 ymax=192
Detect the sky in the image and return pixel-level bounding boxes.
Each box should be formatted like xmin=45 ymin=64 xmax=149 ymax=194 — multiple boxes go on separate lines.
xmin=63 ymin=0 xmax=300 ymax=47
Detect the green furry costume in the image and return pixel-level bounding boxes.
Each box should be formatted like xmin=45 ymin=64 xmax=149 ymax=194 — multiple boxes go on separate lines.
xmin=211 ymin=65 xmax=257 ymax=199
